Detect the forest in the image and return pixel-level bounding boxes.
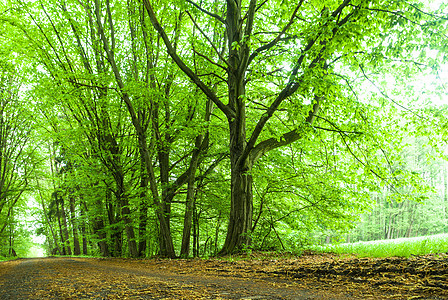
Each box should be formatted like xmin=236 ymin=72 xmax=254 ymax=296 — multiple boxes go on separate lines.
xmin=0 ymin=0 xmax=447 ymax=259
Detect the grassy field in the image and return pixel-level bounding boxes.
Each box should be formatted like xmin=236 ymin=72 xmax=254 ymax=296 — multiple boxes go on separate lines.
xmin=314 ymin=233 xmax=448 ymax=257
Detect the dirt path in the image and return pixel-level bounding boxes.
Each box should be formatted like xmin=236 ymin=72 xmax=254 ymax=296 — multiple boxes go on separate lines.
xmin=0 ymin=257 xmax=322 ymax=299
xmin=0 ymin=253 xmax=447 ymax=299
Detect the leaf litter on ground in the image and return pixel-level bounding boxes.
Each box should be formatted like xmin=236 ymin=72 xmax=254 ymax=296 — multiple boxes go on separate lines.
xmin=0 ymin=251 xmax=447 ymax=299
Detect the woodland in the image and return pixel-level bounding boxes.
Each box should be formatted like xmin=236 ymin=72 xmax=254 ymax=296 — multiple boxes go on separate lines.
xmin=0 ymin=0 xmax=447 ymax=259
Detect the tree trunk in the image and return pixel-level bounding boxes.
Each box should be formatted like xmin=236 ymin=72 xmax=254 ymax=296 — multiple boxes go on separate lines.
xmin=59 ymin=197 xmax=72 ymax=255
xmin=138 ymin=131 xmax=176 ymax=258
xmin=219 ymin=56 xmax=253 ymax=254
xmin=138 ymin=158 xmax=149 ymax=257
xmin=193 ymin=202 xmax=200 ymax=257
xmin=218 ymin=0 xmax=258 ymax=255
xmin=106 ymin=190 xmax=122 ymax=257
xmin=37 ymin=181 xmax=62 ymax=255
xmin=158 ymin=150 xmax=173 ymax=257
xmin=214 ymin=212 xmax=222 ymax=255
xmin=180 ymin=143 xmax=200 ymax=258
xmin=94 ymin=194 xmax=110 ymax=257
xmin=219 ymin=149 xmax=253 ymax=254
xmin=55 ymin=194 xmax=71 ymax=256
xmin=180 ymin=99 xmax=212 ymax=258
xmin=9 ymin=217 xmax=14 ymax=257
xmin=114 ymin=166 xmax=138 ymax=257
xmin=120 ymin=195 xmax=139 ymax=258
xmin=80 ymin=200 xmax=88 ymax=255
xmin=69 ymin=196 xmax=81 ymax=255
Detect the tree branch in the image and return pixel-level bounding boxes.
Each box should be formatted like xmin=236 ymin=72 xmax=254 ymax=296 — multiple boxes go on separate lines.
xmin=238 ymin=0 xmax=258 ymax=76
xmin=142 ymin=0 xmax=235 ymax=119
xmin=186 ymin=10 xmax=229 ymax=68
xmin=239 ymin=2 xmax=356 ymax=168
xmin=249 ymin=97 xmax=321 ymax=164
xmin=185 ymin=0 xmax=225 ymax=24
xmin=313 ymin=125 xmax=363 ymax=135
xmin=244 ymin=0 xmax=257 ymax=38
xmin=357 ymin=58 xmax=423 ymax=118
xmin=192 ymin=49 xmax=227 ymax=71
xmin=404 ymin=1 xmax=448 ymax=21
xmin=247 ymin=0 xmax=304 ymax=66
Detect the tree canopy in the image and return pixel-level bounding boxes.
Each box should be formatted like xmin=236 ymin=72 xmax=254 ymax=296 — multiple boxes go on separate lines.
xmin=0 ymin=0 xmax=447 ymax=258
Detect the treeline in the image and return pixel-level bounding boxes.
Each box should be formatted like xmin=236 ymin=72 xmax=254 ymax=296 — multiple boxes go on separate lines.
xmin=347 ymin=134 xmax=448 ymax=243
xmin=0 ymin=0 xmax=447 ymax=258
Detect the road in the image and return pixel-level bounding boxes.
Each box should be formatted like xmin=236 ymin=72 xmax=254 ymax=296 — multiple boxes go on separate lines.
xmin=0 ymin=257 xmax=321 ymax=299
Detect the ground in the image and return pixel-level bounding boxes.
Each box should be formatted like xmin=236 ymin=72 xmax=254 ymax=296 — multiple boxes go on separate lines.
xmin=0 ymin=252 xmax=447 ymax=299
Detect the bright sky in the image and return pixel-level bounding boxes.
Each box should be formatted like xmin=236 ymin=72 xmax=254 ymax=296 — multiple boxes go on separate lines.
xmin=27 ymin=244 xmax=45 ymax=257
xmin=26 ymin=196 xmax=47 ymax=257
xmin=427 ymin=0 xmax=445 ymax=10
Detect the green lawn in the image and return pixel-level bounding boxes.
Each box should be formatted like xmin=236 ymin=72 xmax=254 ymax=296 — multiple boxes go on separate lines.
xmin=314 ymin=233 xmax=448 ymax=257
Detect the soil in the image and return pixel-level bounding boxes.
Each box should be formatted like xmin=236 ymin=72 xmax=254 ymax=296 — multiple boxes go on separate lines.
xmin=0 ymin=252 xmax=447 ymax=299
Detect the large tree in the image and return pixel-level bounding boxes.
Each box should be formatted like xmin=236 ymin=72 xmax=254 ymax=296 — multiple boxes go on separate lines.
xmin=142 ymin=0 xmax=448 ymax=254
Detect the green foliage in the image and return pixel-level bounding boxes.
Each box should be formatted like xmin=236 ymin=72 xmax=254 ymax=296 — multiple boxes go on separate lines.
xmin=0 ymin=0 xmax=446 ymax=257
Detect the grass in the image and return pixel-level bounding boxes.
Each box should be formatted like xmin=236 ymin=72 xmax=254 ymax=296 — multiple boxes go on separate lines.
xmin=314 ymin=233 xmax=448 ymax=257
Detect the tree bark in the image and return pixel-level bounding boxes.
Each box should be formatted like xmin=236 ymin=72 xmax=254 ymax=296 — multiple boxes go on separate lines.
xmin=94 ymin=191 xmax=110 ymax=257
xmin=180 ymin=136 xmax=202 ymax=258
xmin=220 ymin=160 xmax=253 ymax=254
xmin=80 ymin=200 xmax=88 ymax=255
xmin=55 ymin=192 xmax=72 ymax=256
xmin=192 ymin=202 xmax=200 ymax=257
xmin=105 ymin=188 xmax=123 ymax=257
xmin=217 ymin=0 xmax=256 ymax=255
xmin=60 ymin=200 xmax=72 ymax=256
xmin=143 ymin=133 xmax=176 ymax=258
xmin=138 ymin=157 xmax=149 ymax=257
xmin=112 ymin=162 xmax=138 ymax=257
xmin=69 ymin=196 xmax=81 ymax=255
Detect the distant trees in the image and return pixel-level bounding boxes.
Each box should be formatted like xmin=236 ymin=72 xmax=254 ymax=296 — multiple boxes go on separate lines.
xmin=346 ymin=132 xmax=448 ymax=243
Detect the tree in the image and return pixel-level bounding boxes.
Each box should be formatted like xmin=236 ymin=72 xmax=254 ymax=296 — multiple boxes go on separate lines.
xmin=142 ymin=0 xmax=448 ymax=254
xmin=0 ymin=65 xmax=29 ymax=238
xmin=0 ymin=36 xmax=39 ymax=257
